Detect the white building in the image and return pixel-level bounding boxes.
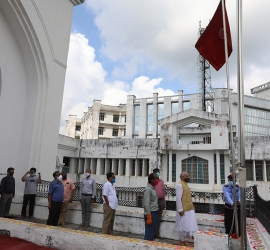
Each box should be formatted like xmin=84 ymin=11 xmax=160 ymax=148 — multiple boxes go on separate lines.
xmin=0 ymin=0 xmax=84 ymax=190
xmin=58 ymin=83 xmax=270 ymax=199
xmin=65 ymin=100 xmax=127 ymax=139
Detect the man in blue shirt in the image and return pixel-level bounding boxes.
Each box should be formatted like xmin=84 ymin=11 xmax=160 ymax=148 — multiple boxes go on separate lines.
xmin=47 ymin=171 xmax=64 ymax=226
xmin=223 ymin=173 xmax=241 ymax=236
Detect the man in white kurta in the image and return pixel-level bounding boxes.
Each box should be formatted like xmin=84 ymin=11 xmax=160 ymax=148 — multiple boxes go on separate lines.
xmin=175 ymin=172 xmax=198 ymax=246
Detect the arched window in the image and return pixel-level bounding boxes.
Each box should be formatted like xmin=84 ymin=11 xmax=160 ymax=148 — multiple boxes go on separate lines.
xmin=182 ymin=156 xmax=208 ymax=184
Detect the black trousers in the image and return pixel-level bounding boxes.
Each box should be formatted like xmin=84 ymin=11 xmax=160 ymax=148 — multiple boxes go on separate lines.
xmin=47 ymin=201 xmax=62 ymax=226
xmin=21 ymin=194 xmax=36 ymax=217
xmin=224 ymin=206 xmax=241 ymax=236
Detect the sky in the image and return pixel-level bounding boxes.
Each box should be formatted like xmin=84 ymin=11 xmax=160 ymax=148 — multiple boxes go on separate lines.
xmin=59 ymin=0 xmax=270 ymax=133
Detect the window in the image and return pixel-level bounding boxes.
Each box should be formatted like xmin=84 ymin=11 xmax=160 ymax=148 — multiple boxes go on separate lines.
xmin=124 ymin=115 xmax=126 ymax=123
xmin=138 ymin=159 xmax=143 ymax=176
xmin=244 ymin=106 xmax=270 ymax=136
xmin=116 ymin=159 xmax=119 ymax=175
xmin=147 ymin=104 xmax=153 ymax=132
xmin=113 ymin=115 xmax=119 ymax=123
xmin=245 ymin=161 xmax=253 ymax=181
xmin=182 ymin=156 xmax=209 ymax=184
xmin=98 ymin=127 xmax=104 ymax=135
xmin=183 ymin=101 xmax=190 ymax=111
xmin=146 ymin=159 xmax=149 ymax=175
xmin=255 ymin=161 xmax=263 ymax=181
xmin=266 ymin=161 xmax=270 ymax=181
xmin=100 ymin=113 xmax=105 ymax=121
xmin=75 ymin=125 xmax=81 ymax=131
xmin=158 ymin=103 xmax=164 ymax=132
xmin=172 ymin=154 xmax=176 ymax=182
xmin=134 ymin=105 xmax=140 ymax=134
xmin=123 ymin=129 xmax=126 ymax=137
xmin=132 ymin=159 xmax=136 ymax=176
xmin=123 ymin=159 xmax=126 ymax=176
xmin=112 ymin=129 xmax=118 ymax=137
xmin=171 ymin=102 xmax=178 ymax=115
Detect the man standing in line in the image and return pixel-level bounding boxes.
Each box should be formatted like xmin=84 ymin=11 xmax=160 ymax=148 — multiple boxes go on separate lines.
xmin=143 ymin=173 xmax=159 ymax=241
xmin=0 ymin=168 xmax=16 ymax=218
xmin=47 ymin=171 xmax=64 ymax=226
xmin=153 ymin=168 xmax=166 ymax=239
xmin=102 ymin=172 xmax=118 ymax=235
xmin=79 ymin=168 xmax=96 ymax=228
xmin=21 ymin=168 xmax=42 ymax=218
xmin=223 ymin=173 xmax=241 ymax=236
xmin=175 ymin=172 xmax=198 ymax=246
xmin=57 ymin=170 xmax=75 ymax=227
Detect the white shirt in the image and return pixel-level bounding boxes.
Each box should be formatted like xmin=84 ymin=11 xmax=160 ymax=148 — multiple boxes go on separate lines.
xmin=102 ymin=181 xmax=118 ymax=210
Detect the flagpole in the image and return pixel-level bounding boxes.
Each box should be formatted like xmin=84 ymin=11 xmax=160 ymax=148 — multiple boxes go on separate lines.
xmin=221 ymin=0 xmax=239 ymax=238
xmin=236 ymin=0 xmax=247 ymax=249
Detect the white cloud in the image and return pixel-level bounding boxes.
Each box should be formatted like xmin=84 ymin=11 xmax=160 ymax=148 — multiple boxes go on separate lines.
xmin=85 ymin=0 xmax=270 ymax=91
xmin=60 ymin=33 xmax=175 ymax=133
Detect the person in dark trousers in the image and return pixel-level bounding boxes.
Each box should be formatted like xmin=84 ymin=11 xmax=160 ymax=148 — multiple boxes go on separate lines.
xmin=143 ymin=173 xmax=159 ymax=241
xmin=47 ymin=171 xmax=64 ymax=226
xmin=153 ymin=168 xmax=166 ymax=239
xmin=21 ymin=168 xmax=42 ymax=218
xmin=223 ymin=173 xmax=241 ymax=237
xmin=0 ymin=168 xmax=16 ymax=218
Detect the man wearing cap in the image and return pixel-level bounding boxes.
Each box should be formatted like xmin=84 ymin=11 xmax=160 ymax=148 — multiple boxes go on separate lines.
xmin=223 ymin=173 xmax=241 ymax=236
xmin=21 ymin=168 xmax=42 ymax=219
xmin=175 ymin=172 xmax=198 ymax=246
xmin=57 ymin=171 xmax=75 ymax=227
xmin=47 ymin=171 xmax=64 ymax=226
xmin=0 ymin=168 xmax=16 ymax=218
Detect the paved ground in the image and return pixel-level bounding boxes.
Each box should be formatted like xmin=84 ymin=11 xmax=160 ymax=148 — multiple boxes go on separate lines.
xmin=14 ymin=216 xmax=185 ymax=247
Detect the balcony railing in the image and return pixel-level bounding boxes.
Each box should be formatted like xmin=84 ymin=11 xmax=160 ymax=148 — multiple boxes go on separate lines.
xmin=178 ymin=134 xmax=211 ymax=145
xmin=36 ymin=181 xmax=255 ymax=216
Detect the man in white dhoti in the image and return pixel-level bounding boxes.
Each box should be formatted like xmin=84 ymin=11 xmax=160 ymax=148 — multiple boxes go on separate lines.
xmin=175 ymin=172 xmax=198 ymax=246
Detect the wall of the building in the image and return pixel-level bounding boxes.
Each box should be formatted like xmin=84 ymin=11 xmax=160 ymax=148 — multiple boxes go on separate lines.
xmin=0 ymin=1 xmax=82 ymax=187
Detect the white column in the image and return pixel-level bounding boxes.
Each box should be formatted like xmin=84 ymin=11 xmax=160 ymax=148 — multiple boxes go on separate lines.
xmin=119 ymin=159 xmax=123 ymax=176
xmin=126 ymin=159 xmax=131 ymax=176
xmin=142 ymin=159 xmax=147 ymax=177
xmin=96 ymin=158 xmax=101 ymax=175
xmin=169 ymin=150 xmax=172 ymax=182
xmin=253 ymin=160 xmax=256 ymax=181
xmin=162 ymin=154 xmax=168 ymax=182
xmin=216 ymin=151 xmax=221 ymax=185
xmin=70 ymin=158 xmax=78 ymax=174
xmin=263 ymin=160 xmax=267 ymax=182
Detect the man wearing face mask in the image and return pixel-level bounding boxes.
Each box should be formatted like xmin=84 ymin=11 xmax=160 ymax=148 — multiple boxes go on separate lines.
xmin=57 ymin=171 xmax=75 ymax=227
xmin=102 ymin=172 xmax=118 ymax=235
xmin=21 ymin=168 xmax=42 ymax=219
xmin=0 ymin=168 xmax=16 ymax=218
xmin=223 ymin=173 xmax=241 ymax=236
xmin=152 ymin=168 xmax=166 ymax=239
xmin=79 ymin=168 xmax=96 ymax=228
xmin=175 ymin=172 xmax=198 ymax=246
xmin=47 ymin=171 xmax=64 ymax=226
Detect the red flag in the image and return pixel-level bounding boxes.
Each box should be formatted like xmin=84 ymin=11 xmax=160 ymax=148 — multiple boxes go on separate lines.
xmin=195 ymin=0 xmax=232 ymax=71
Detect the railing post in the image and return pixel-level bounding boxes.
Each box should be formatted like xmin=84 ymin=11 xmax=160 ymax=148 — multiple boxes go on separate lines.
xmin=253 ymin=185 xmax=257 ymax=218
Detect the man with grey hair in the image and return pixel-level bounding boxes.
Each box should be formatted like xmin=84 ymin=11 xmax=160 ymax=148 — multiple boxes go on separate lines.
xmin=79 ymin=168 xmax=96 ymax=228
xmin=175 ymin=172 xmax=198 ymax=246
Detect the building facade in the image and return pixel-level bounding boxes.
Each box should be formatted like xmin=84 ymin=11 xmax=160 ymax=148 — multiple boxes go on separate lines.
xmin=65 ymin=100 xmax=127 ymax=139
xmin=59 ymin=83 xmax=270 ymax=199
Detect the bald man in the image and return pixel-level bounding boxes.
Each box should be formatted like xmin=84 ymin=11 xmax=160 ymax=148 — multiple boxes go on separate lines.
xmin=175 ymin=172 xmax=198 ymax=246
